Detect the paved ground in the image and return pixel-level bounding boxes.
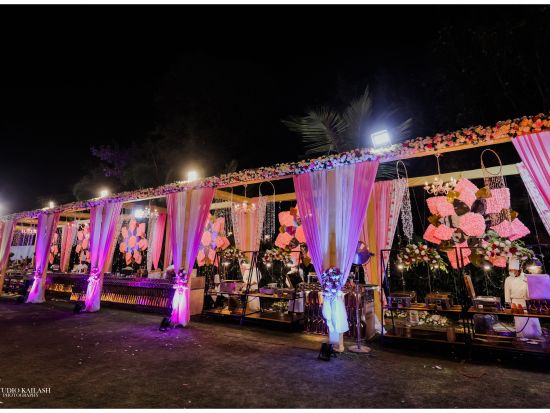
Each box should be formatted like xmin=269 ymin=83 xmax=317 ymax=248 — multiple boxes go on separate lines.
xmin=1 ymin=298 xmax=550 ymax=408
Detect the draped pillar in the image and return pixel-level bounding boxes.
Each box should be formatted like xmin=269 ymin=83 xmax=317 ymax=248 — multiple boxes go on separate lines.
xmin=26 ymin=213 xmax=60 ymax=303
xmin=149 ymin=212 xmax=167 ymax=270
xmin=294 ymin=161 xmax=379 ymax=344
xmin=167 ymin=188 xmax=214 ymax=326
xmin=60 ymin=222 xmax=77 ymax=272
xmin=85 ymin=202 xmax=123 ymax=312
xmin=0 ymin=219 xmax=16 ymax=294
xmin=512 ymin=132 xmax=550 ymax=221
xmin=360 ymin=179 xmax=407 ymax=326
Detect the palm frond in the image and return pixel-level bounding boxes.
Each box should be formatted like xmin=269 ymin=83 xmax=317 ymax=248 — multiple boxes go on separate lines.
xmin=282 ymin=108 xmax=347 ymax=156
xmin=342 ymin=87 xmax=373 ymax=144
xmin=391 ymin=117 xmax=413 ymax=142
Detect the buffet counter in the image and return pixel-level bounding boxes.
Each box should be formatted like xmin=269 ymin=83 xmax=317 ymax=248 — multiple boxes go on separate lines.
xmin=45 ymin=272 xmax=205 ymax=315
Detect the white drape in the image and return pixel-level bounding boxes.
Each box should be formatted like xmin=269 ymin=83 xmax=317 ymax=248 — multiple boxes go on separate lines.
xmin=518 ymin=162 xmax=550 ymax=236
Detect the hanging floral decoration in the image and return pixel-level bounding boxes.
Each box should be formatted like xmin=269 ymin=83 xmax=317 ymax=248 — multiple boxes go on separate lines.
xmin=319 ymin=267 xmax=345 ymax=300
xmin=422 ymin=175 xmax=532 ymax=269
xmin=3 ymin=113 xmax=550 ymax=223
xmin=119 ymin=218 xmax=148 ymax=265
xmin=75 ymin=223 xmax=90 ymax=263
xmin=220 ymin=246 xmax=247 ymax=264
xmin=48 ymin=231 xmax=60 ymax=265
xmin=261 ymin=247 xmax=293 ymax=266
xmin=397 ymin=243 xmax=449 ymax=273
xmin=197 ymin=214 xmax=230 ymax=267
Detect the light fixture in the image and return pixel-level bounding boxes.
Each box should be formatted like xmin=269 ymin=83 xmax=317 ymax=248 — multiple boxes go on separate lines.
xmin=223 ymin=261 xmax=230 ymax=267
xmin=187 ymin=170 xmax=199 ymax=182
xmin=482 ymin=261 xmax=493 ymax=272
xmin=525 ymin=257 xmax=544 ymax=274
xmin=99 ymin=189 xmax=110 ymax=198
xmin=423 ymin=154 xmax=457 ymax=195
xmin=371 ymin=130 xmax=391 ymax=147
xmin=134 ymin=206 xmax=159 ymax=219
xmin=47 ymin=200 xmax=55 ymax=209
xmin=397 ymin=263 xmax=404 ymax=271
xmin=232 ymin=185 xmax=256 ymax=213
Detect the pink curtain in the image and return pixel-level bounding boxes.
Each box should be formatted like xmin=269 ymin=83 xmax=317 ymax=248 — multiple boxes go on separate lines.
xmin=513 ymin=132 xmax=550 ymax=214
xmin=0 ymin=220 xmax=15 ymax=273
xmin=293 ymin=161 xmax=379 ymax=343
xmin=167 ymin=188 xmax=214 ymax=326
xmin=60 ymin=222 xmax=76 ymax=272
xmin=361 ymin=179 xmax=407 ymax=282
xmin=85 ymin=202 xmax=123 ymax=312
xmin=149 ymin=213 xmax=166 ymax=270
xmin=26 ymin=213 xmax=60 ymax=303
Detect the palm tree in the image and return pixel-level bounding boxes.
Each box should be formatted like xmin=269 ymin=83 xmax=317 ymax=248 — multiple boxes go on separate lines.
xmin=282 ymin=87 xmax=412 ymax=177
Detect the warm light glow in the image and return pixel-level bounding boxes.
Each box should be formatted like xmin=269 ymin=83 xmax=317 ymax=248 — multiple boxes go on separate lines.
xmin=223 ymin=261 xmax=230 ymax=267
xmin=187 ymin=170 xmax=199 ymax=181
xmin=371 ymin=130 xmax=391 ymax=147
xmin=48 ymin=201 xmax=55 ymax=209
xmin=99 ymin=189 xmax=110 ymax=198
xmin=397 ymin=263 xmax=404 ymax=270
xmin=483 ymin=263 xmax=492 ymax=271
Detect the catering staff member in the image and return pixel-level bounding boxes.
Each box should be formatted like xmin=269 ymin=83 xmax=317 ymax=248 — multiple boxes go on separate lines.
xmin=504 ymin=257 xmax=542 ymax=338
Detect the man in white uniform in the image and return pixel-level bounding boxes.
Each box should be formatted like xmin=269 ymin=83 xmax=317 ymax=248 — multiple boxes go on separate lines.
xmin=504 ymin=257 xmax=542 ymax=338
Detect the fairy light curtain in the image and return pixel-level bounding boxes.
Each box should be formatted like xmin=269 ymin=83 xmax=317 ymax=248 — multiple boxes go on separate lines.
xmin=167 ymin=188 xmax=214 ymax=326
xmin=27 ymin=213 xmax=60 ymax=304
xmin=517 ymin=162 xmax=550 ymax=235
xmin=85 ymin=202 xmax=123 ymax=312
xmin=293 ymin=161 xmax=379 ymax=344
xmin=513 ymin=132 xmax=550 ymax=233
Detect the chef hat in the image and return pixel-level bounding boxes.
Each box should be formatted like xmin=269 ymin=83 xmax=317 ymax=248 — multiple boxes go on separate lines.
xmin=509 ymin=257 xmax=521 ymax=270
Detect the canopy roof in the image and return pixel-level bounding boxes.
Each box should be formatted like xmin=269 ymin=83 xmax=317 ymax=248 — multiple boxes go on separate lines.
xmin=1 ymin=112 xmax=548 ymax=222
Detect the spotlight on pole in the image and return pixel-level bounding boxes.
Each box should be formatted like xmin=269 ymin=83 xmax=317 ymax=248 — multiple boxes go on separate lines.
xmin=371 ymin=130 xmax=391 ymax=148
xmin=187 ymin=170 xmax=199 ymax=181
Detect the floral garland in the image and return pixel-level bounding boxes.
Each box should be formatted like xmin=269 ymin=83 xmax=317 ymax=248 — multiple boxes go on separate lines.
xmin=2 ymin=113 xmax=549 ymax=222
xmin=319 ymin=267 xmax=345 ymax=300
xmin=398 ymin=243 xmax=449 ymax=273
xmin=220 ymin=246 xmax=247 ymax=264
xmin=482 ymin=230 xmax=534 ymax=267
xmin=261 ymin=247 xmax=293 ymax=266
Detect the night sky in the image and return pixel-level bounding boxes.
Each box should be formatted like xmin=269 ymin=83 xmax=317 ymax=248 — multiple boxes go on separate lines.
xmin=1 ymin=5 xmax=549 ymax=214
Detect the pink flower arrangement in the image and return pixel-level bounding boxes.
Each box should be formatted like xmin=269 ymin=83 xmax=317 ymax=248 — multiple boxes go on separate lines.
xmin=458 ymin=212 xmax=486 ymax=237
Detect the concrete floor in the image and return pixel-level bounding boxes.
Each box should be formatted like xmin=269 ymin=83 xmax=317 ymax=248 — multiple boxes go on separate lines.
xmin=1 ymin=298 xmax=550 ymax=408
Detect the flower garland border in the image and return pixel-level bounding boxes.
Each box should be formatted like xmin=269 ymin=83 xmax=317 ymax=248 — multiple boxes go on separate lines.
xmin=3 ymin=113 xmax=549 ymax=222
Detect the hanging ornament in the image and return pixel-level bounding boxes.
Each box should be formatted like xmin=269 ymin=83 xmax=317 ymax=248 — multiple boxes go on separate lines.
xmin=481 ymin=149 xmax=511 ymax=226
xmin=396 ymin=161 xmax=414 ymax=242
